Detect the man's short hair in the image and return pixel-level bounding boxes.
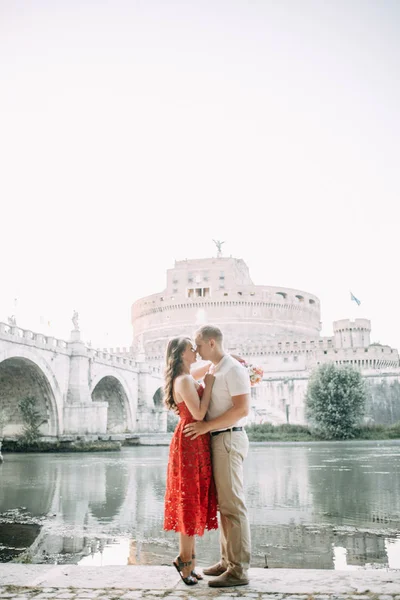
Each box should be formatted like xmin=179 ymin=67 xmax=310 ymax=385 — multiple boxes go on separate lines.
xmin=196 ymin=325 xmax=223 ymax=343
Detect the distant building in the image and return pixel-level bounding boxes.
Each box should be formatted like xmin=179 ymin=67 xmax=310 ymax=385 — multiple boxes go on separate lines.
xmin=131 ymin=255 xmax=321 ymax=362
xmin=131 ymin=254 xmax=400 ymax=425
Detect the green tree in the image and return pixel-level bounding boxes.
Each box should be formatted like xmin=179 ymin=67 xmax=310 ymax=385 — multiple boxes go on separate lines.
xmin=365 ymin=379 xmax=400 ymax=424
xmin=18 ymin=395 xmax=43 ymax=444
xmin=305 ymin=363 xmax=366 ymax=439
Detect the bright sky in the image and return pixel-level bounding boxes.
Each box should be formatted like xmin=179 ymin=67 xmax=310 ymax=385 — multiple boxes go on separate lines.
xmin=1 ymin=0 xmax=399 ymax=350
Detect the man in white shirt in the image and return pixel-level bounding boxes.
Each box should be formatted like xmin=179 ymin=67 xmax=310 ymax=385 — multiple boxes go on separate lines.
xmin=184 ymin=325 xmax=251 ymax=587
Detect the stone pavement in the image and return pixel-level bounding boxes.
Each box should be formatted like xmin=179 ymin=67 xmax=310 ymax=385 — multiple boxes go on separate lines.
xmin=1 ymin=566 xmax=400 ymax=599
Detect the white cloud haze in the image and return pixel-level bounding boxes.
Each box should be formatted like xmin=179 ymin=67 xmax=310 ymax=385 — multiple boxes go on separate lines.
xmin=0 ymin=0 xmax=399 ymax=349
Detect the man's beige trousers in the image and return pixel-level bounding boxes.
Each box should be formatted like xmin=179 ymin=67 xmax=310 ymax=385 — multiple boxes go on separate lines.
xmin=211 ymin=430 xmax=251 ymax=578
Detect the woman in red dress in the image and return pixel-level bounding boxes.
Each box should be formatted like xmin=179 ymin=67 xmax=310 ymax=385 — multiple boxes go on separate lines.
xmin=163 ymin=337 xmax=218 ymax=585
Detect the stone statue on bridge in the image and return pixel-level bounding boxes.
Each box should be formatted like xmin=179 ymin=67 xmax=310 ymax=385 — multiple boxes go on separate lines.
xmin=72 ymin=310 xmax=80 ymax=331
xmin=7 ymin=315 xmax=16 ymax=326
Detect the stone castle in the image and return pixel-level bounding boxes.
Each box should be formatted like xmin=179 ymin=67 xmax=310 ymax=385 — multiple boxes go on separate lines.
xmin=131 ymin=253 xmax=400 ymax=426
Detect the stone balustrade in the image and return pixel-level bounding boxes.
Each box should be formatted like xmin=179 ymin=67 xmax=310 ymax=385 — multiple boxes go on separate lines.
xmin=0 ymin=323 xmax=144 ymax=370
xmin=0 ymin=322 xmax=69 ymax=352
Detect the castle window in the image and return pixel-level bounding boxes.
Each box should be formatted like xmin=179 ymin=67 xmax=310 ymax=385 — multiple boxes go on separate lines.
xmin=188 ymin=287 xmax=210 ymax=298
xmin=238 ymin=291 xmax=242 ymax=295
xmin=173 ymin=278 xmax=178 ymax=284
xmin=173 ymin=288 xmax=178 ymax=294
xmin=283 ymin=357 xmax=289 ymax=363
xmin=219 ymin=271 xmax=225 ymax=279
xmin=295 ymin=295 xmax=304 ymax=302
xmin=276 ymin=292 xmax=287 ymax=299
xmin=224 ymin=292 xmax=228 ymax=296
xmin=309 ymin=299 xmax=315 ymax=304
xmin=294 ymin=356 xmax=298 ymax=362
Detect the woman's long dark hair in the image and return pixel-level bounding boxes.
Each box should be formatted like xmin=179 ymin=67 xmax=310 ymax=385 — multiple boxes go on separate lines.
xmin=163 ymin=337 xmax=192 ymax=412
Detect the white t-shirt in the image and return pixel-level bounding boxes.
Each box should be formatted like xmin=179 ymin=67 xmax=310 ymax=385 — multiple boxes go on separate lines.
xmin=206 ymin=355 xmax=251 ymax=431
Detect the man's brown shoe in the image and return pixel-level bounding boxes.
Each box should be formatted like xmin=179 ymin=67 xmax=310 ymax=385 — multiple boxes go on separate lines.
xmin=202 ymin=562 xmax=227 ymax=577
xmin=208 ymin=572 xmax=249 ymax=588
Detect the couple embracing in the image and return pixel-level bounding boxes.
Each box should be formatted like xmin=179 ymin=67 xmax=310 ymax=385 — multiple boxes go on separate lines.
xmin=163 ymin=325 xmax=251 ymax=588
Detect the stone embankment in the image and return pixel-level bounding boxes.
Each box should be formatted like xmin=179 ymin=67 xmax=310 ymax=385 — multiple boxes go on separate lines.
xmin=1 ymin=565 xmax=400 ymax=599
xmin=0 ymin=433 xmax=173 ymax=453
xmin=0 ymin=434 xmax=144 ymax=453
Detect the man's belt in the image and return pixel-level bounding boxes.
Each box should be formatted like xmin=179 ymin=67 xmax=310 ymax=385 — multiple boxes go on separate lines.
xmin=210 ymin=426 xmax=243 ymax=437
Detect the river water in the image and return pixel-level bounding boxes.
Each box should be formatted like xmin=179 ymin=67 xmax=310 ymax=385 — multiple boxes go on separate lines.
xmin=1 ymin=440 xmax=400 ymax=570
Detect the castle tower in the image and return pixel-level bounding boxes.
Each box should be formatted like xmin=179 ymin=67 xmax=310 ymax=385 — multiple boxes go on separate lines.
xmin=333 ymin=319 xmax=371 ymax=349
xmin=131 ymin=255 xmax=321 ymax=362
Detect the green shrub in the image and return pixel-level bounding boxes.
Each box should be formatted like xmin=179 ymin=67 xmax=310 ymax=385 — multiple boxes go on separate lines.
xmin=305 ymin=364 xmax=366 ymax=439
xmin=17 ymin=396 xmax=43 ymax=444
xmin=246 ymin=422 xmax=313 ymax=441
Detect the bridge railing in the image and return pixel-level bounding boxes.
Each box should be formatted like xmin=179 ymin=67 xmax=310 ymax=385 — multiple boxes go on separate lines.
xmin=90 ymin=348 xmax=140 ymax=368
xmin=93 ymin=347 xmax=162 ymax=373
xmin=90 ymin=349 xmax=162 ymax=374
xmin=0 ymin=322 xmax=162 ymax=373
xmin=0 ymin=322 xmax=69 ymax=352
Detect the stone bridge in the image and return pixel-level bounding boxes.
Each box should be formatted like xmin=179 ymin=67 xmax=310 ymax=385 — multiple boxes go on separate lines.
xmin=0 ymin=323 xmax=165 ymax=438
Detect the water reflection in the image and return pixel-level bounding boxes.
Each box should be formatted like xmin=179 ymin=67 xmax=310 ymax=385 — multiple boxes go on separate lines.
xmin=1 ymin=442 xmax=400 ymax=569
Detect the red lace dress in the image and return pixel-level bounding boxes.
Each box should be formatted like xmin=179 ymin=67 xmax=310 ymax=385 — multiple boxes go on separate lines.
xmin=164 ymin=386 xmax=218 ymax=536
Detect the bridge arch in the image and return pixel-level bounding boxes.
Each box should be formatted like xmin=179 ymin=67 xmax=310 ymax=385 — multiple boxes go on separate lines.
xmin=152 ymin=386 xmax=163 ymax=407
xmin=90 ymin=371 xmax=133 ymax=433
xmin=0 ymin=348 xmax=61 ymax=437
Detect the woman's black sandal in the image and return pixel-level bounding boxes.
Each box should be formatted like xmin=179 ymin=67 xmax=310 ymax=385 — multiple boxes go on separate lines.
xmin=191 ymin=553 xmax=203 ymax=580
xmin=173 ymin=556 xmax=198 ymax=586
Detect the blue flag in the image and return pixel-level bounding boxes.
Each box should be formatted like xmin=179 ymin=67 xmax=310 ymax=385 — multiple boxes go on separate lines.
xmin=350 ymin=291 xmax=361 ymax=306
